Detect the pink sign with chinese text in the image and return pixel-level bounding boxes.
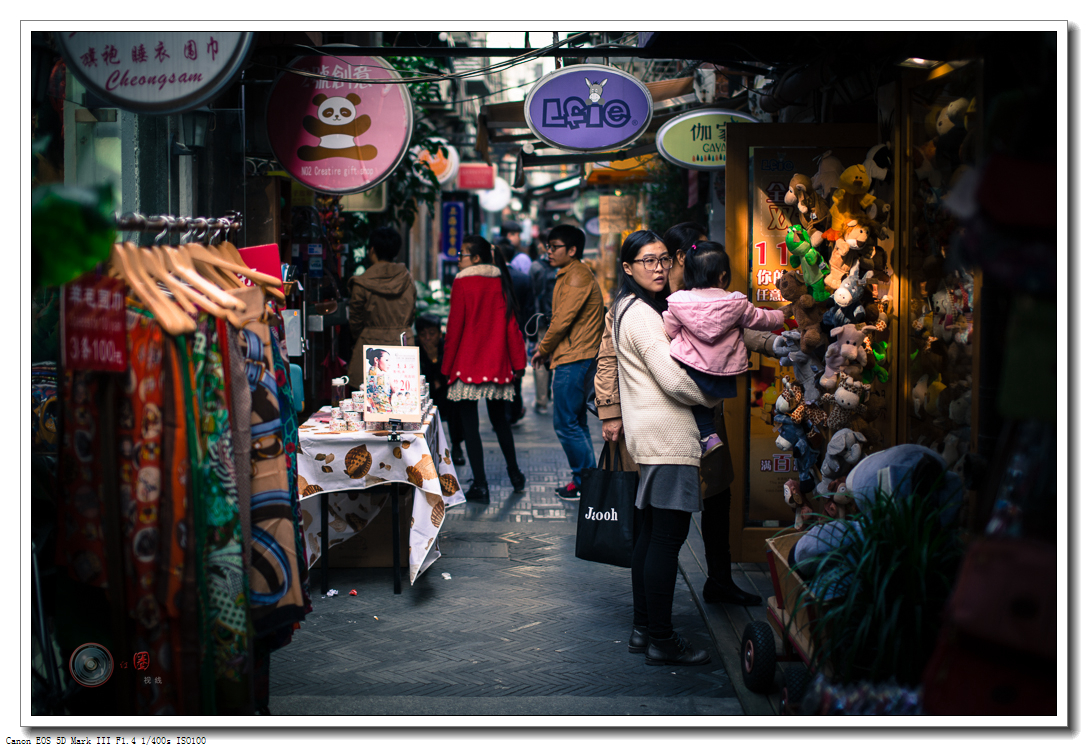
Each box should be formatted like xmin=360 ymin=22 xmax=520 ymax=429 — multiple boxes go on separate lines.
xmin=266 ymin=55 xmax=414 ymax=195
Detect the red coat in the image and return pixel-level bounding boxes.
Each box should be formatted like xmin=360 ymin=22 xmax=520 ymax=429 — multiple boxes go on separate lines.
xmin=442 ymin=264 xmax=527 ymax=386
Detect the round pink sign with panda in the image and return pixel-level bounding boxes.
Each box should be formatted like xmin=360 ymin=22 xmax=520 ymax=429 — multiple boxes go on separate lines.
xmin=266 ymin=55 xmax=414 ymax=194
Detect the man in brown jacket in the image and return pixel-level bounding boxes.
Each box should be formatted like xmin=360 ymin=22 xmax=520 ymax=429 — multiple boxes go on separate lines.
xmin=347 ymin=227 xmax=417 ymax=389
xmin=530 ymin=225 xmax=605 ymax=499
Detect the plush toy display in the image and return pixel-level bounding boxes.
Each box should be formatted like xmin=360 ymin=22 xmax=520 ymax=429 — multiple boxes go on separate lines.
xmin=823 ymin=263 xmax=875 ymax=332
xmin=811 ymin=150 xmax=844 ymax=200
xmin=775 ymin=330 xmax=823 ymax=404
xmin=784 ymin=175 xmax=831 ymax=245
xmin=820 ymin=323 xmax=878 ymax=389
xmin=820 ymin=375 xmax=871 ymax=432
xmin=825 ymin=220 xmax=872 ymax=290
xmin=821 ymin=427 xmax=868 ymax=480
xmin=776 ymin=270 xmax=828 ymax=356
xmin=784 ymin=224 xmax=832 ymax=301
xmin=776 ymin=375 xmax=828 ymax=437
xmin=829 ymin=164 xmax=878 ymax=234
xmin=774 ymin=414 xmax=819 ymax=494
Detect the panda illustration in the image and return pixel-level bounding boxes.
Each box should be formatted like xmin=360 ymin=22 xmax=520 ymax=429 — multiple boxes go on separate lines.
xmin=296 ymin=92 xmax=378 ymax=162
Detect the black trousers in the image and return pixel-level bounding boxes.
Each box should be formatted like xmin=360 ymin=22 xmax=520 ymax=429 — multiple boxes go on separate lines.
xmin=701 ymin=487 xmax=733 ymax=583
xmin=631 ymin=504 xmax=693 ymax=639
xmin=458 ymin=398 xmax=520 ymax=486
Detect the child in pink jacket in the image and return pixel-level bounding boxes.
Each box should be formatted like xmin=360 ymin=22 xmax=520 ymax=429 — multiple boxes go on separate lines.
xmin=663 ymin=241 xmax=786 ymax=454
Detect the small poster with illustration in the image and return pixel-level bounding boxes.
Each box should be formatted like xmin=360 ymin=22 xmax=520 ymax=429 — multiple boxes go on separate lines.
xmin=362 ymin=345 xmax=422 ymax=423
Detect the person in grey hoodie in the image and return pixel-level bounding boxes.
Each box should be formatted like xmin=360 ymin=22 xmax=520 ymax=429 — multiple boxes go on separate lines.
xmin=347 ymin=227 xmax=417 ymax=390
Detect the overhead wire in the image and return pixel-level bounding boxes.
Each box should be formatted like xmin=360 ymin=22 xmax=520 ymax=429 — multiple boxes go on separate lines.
xmin=264 ymin=32 xmax=596 ymax=87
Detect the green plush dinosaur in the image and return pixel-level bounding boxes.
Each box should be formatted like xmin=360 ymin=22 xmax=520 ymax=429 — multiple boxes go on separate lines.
xmin=785 ymin=224 xmax=832 ymax=302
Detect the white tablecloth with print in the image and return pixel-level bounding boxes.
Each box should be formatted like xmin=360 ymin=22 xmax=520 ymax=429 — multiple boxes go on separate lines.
xmin=296 ymin=407 xmax=465 ymax=584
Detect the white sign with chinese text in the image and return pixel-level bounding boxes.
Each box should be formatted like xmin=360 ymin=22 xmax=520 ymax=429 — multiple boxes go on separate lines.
xmin=57 ymin=32 xmax=254 ymax=114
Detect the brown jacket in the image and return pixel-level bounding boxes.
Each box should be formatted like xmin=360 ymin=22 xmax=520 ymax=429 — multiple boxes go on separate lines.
xmin=347 ymin=261 xmax=417 ymax=388
xmin=593 ymin=306 xmax=782 ymax=489
xmin=537 ymin=259 xmax=605 ymax=369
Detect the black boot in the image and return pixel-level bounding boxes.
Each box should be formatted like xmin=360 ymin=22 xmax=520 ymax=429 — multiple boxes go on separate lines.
xmin=645 ymin=632 xmax=711 ymax=666
xmin=628 ymin=626 xmax=648 ymax=654
xmin=451 ymin=446 xmax=465 ymax=466
xmin=465 ymin=482 xmax=490 ymax=503
xmin=703 ymin=577 xmax=762 ymax=606
xmin=508 ymin=467 xmax=526 ymax=492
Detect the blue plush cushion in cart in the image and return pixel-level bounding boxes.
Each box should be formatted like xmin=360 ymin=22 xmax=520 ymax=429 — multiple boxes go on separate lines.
xmin=290 ymin=363 xmax=304 ymax=412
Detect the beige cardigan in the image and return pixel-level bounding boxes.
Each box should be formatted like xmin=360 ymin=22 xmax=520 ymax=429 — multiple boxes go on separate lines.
xmin=613 ymin=297 xmax=720 ymax=467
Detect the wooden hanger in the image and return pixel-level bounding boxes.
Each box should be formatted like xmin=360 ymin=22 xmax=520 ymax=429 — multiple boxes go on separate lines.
xmin=144 ymin=245 xmax=251 ymax=329
xmin=162 ymin=245 xmax=247 ymax=311
xmin=140 ymin=245 xmax=198 ymax=316
xmin=110 ymin=242 xmax=195 ymax=336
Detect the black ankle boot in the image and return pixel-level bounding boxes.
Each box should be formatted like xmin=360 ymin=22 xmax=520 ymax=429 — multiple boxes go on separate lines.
xmin=703 ymin=577 xmax=762 ymax=606
xmin=508 ymin=468 xmax=526 ymax=491
xmin=645 ymin=632 xmax=711 ymax=666
xmin=628 ymin=626 xmax=648 ymax=654
xmin=451 ymin=447 xmax=465 ymax=466
xmin=465 ymin=482 xmax=490 ymax=503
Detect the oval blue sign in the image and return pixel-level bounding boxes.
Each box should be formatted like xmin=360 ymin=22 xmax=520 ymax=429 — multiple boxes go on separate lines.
xmin=524 ymin=64 xmax=653 ymax=153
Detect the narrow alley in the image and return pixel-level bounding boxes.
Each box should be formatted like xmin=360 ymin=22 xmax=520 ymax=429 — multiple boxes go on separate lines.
xmin=269 ymin=379 xmax=776 ymax=716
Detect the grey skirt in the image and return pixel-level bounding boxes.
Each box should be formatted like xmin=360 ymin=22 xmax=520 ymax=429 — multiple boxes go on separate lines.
xmin=635 ymin=463 xmax=702 ymax=513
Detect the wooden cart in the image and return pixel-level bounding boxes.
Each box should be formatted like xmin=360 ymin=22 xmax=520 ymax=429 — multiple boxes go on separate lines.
xmin=740 ymin=531 xmax=824 ymax=712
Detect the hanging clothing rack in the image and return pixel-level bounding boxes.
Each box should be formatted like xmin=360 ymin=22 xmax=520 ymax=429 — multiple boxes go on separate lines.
xmin=115 ymin=211 xmax=243 ymax=244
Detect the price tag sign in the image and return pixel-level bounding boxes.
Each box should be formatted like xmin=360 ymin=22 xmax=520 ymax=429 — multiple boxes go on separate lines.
xmin=61 ymin=275 xmax=128 ymax=372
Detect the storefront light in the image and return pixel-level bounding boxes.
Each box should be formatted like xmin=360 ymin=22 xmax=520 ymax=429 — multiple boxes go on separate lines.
xmin=898 ymin=57 xmax=943 ymax=69
xmin=179 ymin=107 xmax=214 ymax=148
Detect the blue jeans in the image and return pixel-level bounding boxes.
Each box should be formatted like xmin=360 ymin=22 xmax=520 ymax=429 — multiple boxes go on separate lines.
xmin=551 ymin=358 xmax=596 ymax=487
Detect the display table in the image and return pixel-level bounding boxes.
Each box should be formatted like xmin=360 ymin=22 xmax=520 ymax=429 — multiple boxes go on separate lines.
xmin=296 ymin=407 xmax=465 ymax=592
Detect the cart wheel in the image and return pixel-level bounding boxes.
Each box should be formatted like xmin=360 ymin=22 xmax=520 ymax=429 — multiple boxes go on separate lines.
xmin=781 ymin=665 xmax=811 ymax=714
xmin=740 ymin=621 xmax=777 ymax=693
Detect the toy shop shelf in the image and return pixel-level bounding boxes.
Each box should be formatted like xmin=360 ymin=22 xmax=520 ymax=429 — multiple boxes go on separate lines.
xmin=722 ymin=122 xmax=885 ymax=564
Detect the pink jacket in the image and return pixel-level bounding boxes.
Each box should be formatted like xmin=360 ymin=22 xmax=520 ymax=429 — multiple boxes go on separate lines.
xmin=662 ymin=288 xmax=785 ymax=376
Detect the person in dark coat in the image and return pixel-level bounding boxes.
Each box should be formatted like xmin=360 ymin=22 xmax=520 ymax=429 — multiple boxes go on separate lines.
xmin=416 ymin=313 xmax=464 ymax=465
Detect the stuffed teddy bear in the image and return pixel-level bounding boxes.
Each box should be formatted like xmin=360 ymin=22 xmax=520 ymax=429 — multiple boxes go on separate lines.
xmin=784 ymin=224 xmax=832 ymax=301
xmin=784 ymin=176 xmax=831 ymax=246
xmin=776 ymin=270 xmax=828 ymax=356
xmin=825 ymin=220 xmax=873 ymax=290
xmin=823 ymin=263 xmax=874 ymax=333
xmin=821 ymin=427 xmax=868 ymax=481
xmin=783 ymin=478 xmax=821 ymax=529
xmin=820 ymin=375 xmax=870 ymax=432
xmin=829 ymin=164 xmax=877 ymax=234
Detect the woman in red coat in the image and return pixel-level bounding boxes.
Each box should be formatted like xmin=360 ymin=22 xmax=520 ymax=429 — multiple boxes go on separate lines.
xmin=442 ymin=235 xmax=527 ymax=503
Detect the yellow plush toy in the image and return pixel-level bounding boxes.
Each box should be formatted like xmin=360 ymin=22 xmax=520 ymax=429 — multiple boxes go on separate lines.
xmin=829 ymin=164 xmax=877 ymax=234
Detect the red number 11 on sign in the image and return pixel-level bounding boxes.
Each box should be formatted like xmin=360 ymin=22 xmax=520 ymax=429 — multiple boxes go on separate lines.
xmin=754 ymin=241 xmax=789 ymax=267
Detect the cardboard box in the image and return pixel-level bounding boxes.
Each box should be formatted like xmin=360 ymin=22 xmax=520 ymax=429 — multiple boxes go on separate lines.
xmin=327 ymin=492 xmax=411 ymax=568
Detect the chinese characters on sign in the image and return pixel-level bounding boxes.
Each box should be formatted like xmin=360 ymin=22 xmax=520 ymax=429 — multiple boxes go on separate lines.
xmin=441 ymin=202 xmax=464 ymax=261
xmin=61 ymin=275 xmax=128 ymax=372
xmin=362 ymin=346 xmax=422 ymax=424
xmin=655 ymin=108 xmax=758 ymax=169
xmin=57 ymin=33 xmax=253 ymax=114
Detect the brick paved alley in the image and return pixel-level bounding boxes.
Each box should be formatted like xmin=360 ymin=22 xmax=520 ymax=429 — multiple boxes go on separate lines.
xmin=270 ymin=378 xmax=778 ymax=717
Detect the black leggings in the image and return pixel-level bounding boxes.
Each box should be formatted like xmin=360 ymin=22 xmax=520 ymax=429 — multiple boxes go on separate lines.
xmin=631 ymin=504 xmax=692 ymax=639
xmin=458 ymin=398 xmax=520 ymax=485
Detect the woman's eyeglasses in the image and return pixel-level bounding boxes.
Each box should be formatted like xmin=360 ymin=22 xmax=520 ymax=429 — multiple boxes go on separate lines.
xmin=630 ymin=254 xmax=674 ymax=270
